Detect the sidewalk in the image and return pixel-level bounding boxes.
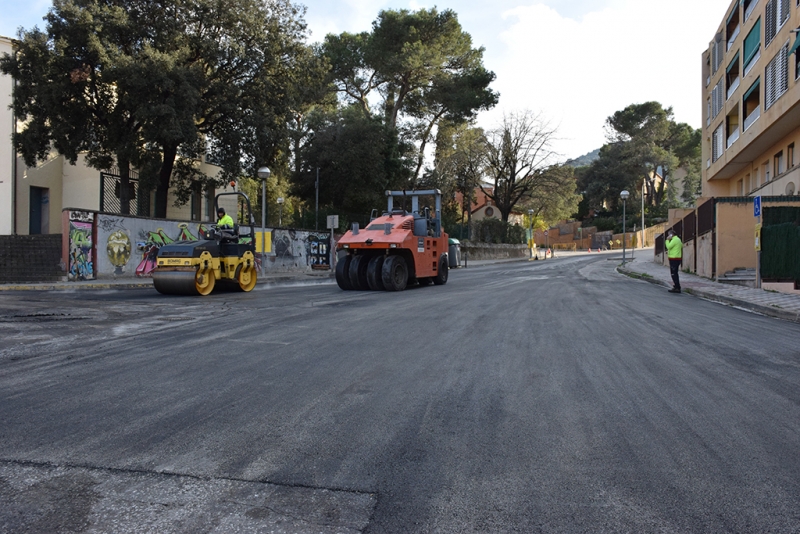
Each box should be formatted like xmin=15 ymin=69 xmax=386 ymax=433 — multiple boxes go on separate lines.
xmin=618 ymin=250 xmax=800 ymax=324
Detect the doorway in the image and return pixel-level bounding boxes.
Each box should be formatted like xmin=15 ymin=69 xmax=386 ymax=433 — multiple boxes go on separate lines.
xmin=29 ymin=186 xmax=50 ymax=234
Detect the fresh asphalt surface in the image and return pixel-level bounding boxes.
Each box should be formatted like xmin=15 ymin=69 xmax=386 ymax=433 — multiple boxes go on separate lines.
xmin=1 ymin=255 xmax=799 ymax=532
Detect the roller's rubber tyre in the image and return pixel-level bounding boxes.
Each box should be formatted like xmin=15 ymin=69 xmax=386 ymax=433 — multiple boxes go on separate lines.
xmin=381 ymin=255 xmax=408 ymax=291
xmin=366 ymin=255 xmax=386 ymax=290
xmin=349 ymin=255 xmax=370 ymax=290
xmin=336 ymin=254 xmax=353 ymax=290
xmin=433 ymin=255 xmax=448 ymax=285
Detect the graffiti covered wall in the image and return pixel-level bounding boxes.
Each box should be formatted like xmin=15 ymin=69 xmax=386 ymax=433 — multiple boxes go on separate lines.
xmin=269 ymin=229 xmax=331 ymax=271
xmin=91 ymin=213 xmax=331 ymax=279
xmin=68 ymin=211 xmax=94 ymax=281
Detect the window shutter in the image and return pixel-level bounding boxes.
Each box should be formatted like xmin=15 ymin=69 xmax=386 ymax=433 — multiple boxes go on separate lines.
xmin=712 ymin=124 xmax=725 ymax=162
xmin=780 ymin=0 xmax=789 ymax=25
xmin=779 ymin=43 xmax=788 ymax=95
xmin=766 ymin=0 xmax=777 ymax=46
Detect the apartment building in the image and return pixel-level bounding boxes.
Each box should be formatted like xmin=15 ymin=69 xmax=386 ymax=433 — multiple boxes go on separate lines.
xmin=703 ymin=0 xmax=800 ymax=198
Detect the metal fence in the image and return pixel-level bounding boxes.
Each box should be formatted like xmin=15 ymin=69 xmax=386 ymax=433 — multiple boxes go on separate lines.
xmin=100 ymin=170 xmax=150 ymax=216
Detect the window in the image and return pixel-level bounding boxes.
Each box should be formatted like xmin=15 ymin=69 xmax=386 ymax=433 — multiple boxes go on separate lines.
xmin=712 ymin=33 xmax=724 ymax=75
xmin=775 ymin=151 xmax=785 ymax=177
xmin=745 ymin=173 xmax=752 ymax=192
xmin=765 ymin=42 xmax=789 ymax=109
xmin=712 ymin=123 xmax=725 ymax=162
xmin=727 ymin=106 xmax=741 ymax=148
xmin=704 ymin=53 xmax=711 ymax=87
xmin=737 ymin=179 xmax=744 ymax=195
xmin=727 ymin=51 xmax=741 ymax=98
xmin=743 ymin=78 xmax=761 ymax=130
xmin=789 ymin=143 xmax=795 ymax=168
xmin=712 ymin=78 xmax=725 ymax=118
xmin=744 ymin=18 xmax=762 ymax=73
xmin=727 ymin=5 xmax=742 ymax=50
xmin=765 ymin=0 xmax=790 ymax=47
xmin=763 ymin=161 xmax=770 ymax=182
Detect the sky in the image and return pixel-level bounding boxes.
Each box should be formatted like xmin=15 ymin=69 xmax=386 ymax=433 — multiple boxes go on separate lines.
xmin=1 ymin=0 xmax=736 ymax=161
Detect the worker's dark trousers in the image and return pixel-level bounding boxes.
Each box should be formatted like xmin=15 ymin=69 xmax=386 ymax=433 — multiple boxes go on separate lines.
xmin=669 ymin=259 xmax=682 ymax=290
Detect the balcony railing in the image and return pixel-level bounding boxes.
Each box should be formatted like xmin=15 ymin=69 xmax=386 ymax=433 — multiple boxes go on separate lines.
xmin=744 ymin=107 xmax=760 ymax=130
xmin=727 ymin=25 xmax=740 ymax=50
xmin=727 ymin=77 xmax=740 ymax=100
xmin=745 ymin=0 xmax=757 ymax=20
xmin=744 ymin=49 xmax=760 ymax=76
xmin=727 ymin=127 xmax=740 ymax=148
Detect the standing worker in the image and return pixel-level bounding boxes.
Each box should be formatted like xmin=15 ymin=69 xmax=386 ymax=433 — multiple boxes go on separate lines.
xmin=665 ymin=229 xmax=682 ymax=293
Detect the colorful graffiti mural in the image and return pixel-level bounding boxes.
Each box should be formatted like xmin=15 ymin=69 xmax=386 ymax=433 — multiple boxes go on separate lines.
xmin=69 ymin=220 xmax=93 ymax=280
xmin=106 ymin=230 xmax=132 ymax=274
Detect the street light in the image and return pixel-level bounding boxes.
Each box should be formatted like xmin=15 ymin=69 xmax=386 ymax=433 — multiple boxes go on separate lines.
xmin=528 ymin=209 xmax=534 ymax=259
xmin=620 ymin=190 xmax=630 ymax=264
xmin=277 ymin=197 xmax=284 ymax=227
xmin=257 ymin=166 xmax=271 ymax=276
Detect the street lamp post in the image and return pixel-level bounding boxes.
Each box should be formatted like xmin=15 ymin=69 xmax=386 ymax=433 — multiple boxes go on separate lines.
xmin=528 ymin=209 xmax=534 ymax=259
xmin=257 ymin=166 xmax=271 ymax=276
xmin=277 ymin=197 xmax=284 ymax=227
xmin=315 ymin=167 xmax=319 ymax=231
xmin=641 ymin=181 xmax=646 ymax=249
xmin=620 ymin=190 xmax=630 ymax=264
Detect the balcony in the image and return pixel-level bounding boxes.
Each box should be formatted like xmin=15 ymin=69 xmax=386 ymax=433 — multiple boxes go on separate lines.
xmin=727 ymin=127 xmax=740 ymax=148
xmin=744 ymin=107 xmax=760 ymax=130
xmin=727 ymin=25 xmax=740 ymax=50
xmin=744 ymin=49 xmax=760 ymax=76
xmin=727 ymin=77 xmax=740 ymax=100
xmin=745 ymin=0 xmax=757 ymax=20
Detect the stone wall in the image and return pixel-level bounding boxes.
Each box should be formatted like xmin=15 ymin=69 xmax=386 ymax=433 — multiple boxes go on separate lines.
xmin=460 ymin=242 xmax=528 ymax=261
xmin=0 ymin=234 xmax=64 ymax=283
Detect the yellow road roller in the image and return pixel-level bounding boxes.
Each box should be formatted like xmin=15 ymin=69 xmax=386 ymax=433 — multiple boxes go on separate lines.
xmin=152 ymin=192 xmax=258 ymax=296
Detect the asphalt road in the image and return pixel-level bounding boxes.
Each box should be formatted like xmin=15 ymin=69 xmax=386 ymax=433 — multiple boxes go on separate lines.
xmin=1 ymin=256 xmax=799 ymax=533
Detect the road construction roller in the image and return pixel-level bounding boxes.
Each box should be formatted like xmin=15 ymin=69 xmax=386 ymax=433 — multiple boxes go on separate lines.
xmin=336 ymin=189 xmax=449 ymax=291
xmin=152 ymin=192 xmax=258 ymax=296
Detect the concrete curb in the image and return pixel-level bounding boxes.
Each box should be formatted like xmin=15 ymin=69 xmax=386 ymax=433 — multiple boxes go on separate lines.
xmin=0 ymin=273 xmax=336 ymax=292
xmin=618 ymin=266 xmax=800 ymax=324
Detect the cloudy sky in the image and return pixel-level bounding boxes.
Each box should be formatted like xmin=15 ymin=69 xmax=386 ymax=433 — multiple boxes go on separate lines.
xmin=1 ymin=0 xmax=734 ymax=160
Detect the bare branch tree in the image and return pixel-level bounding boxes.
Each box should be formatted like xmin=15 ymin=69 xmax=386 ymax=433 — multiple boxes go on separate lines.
xmin=482 ymin=111 xmax=560 ymax=222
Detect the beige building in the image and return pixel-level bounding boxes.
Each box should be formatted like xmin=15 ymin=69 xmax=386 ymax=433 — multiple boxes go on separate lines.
xmin=703 ymin=0 xmax=800 ymax=198
xmin=693 ymin=0 xmax=800 ymax=288
xmin=0 ymin=35 xmax=14 ymax=235
xmin=0 ymin=35 xmax=226 ymax=236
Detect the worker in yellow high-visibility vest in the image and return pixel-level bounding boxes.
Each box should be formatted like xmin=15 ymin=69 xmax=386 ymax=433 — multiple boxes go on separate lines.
xmin=665 ymin=229 xmax=683 ymax=293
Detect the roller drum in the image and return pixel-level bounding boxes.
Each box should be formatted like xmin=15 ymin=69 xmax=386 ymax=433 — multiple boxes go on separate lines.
xmin=153 ymin=270 xmax=205 ymax=295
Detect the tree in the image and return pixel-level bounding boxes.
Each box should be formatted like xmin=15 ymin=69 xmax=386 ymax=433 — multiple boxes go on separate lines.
xmin=322 ymin=8 xmax=498 ymax=185
xmin=426 ymin=122 xmax=486 ymax=236
xmin=579 ymin=102 xmax=701 ymax=216
xmin=291 ymin=107 xmax=411 ymax=223
xmin=2 ymin=0 xmax=314 ymax=218
xmin=482 ymin=111 xmax=566 ymax=222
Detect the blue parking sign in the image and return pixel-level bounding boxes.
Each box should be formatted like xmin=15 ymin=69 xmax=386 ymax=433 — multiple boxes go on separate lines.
xmin=754 ymin=196 xmax=761 ymax=218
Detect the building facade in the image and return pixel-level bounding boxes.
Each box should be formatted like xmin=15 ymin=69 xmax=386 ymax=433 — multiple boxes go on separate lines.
xmin=0 ymin=35 xmax=227 ymax=236
xmin=703 ymin=0 xmax=800 ymax=198
xmin=0 ymin=36 xmax=14 ymax=235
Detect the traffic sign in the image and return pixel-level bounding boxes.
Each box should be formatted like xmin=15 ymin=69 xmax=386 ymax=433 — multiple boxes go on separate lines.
xmin=754 ymin=196 xmax=761 ymax=218
xmin=327 ymin=215 xmax=339 ymax=229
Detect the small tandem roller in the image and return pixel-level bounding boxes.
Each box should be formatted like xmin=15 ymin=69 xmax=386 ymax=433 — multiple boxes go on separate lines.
xmin=152 ymin=192 xmax=258 ymax=296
